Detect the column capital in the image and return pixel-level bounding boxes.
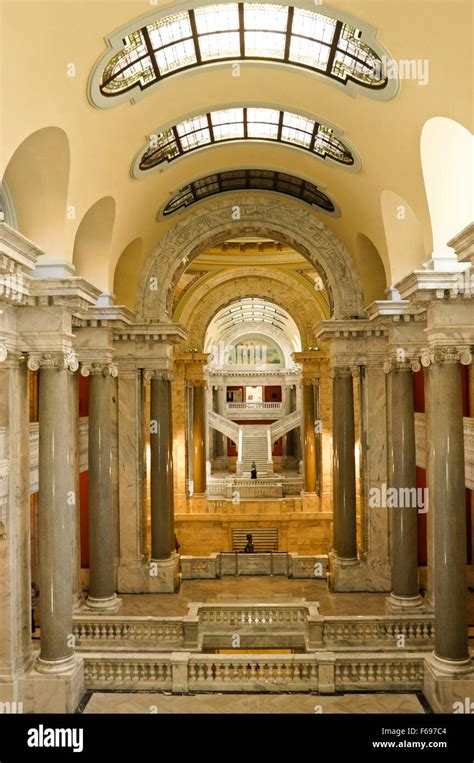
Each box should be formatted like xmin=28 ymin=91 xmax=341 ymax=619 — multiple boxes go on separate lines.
xmin=27 ymin=349 xmax=79 ymax=372
xmin=80 ymin=361 xmax=118 ymax=377
xmin=189 ymin=379 xmax=207 ymax=388
xmin=383 ymin=357 xmax=420 ymax=374
xmin=144 ymin=368 xmax=174 ymax=382
xmin=419 ymin=346 xmax=472 ymax=367
xmin=330 ymin=366 xmax=359 ymax=379
xmin=301 ymin=376 xmax=319 ymax=386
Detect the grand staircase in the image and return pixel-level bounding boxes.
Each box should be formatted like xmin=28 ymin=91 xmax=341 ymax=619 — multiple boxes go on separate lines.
xmin=237 ymin=426 xmax=271 ymax=475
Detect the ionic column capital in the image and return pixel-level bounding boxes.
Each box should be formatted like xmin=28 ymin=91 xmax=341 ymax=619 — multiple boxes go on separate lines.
xmin=330 ymin=366 xmax=359 ymax=379
xmin=189 ymin=379 xmax=207 ymax=388
xmin=27 ymin=349 xmax=79 ymax=372
xmin=419 ymin=346 xmax=472 ymax=367
xmin=383 ymin=357 xmax=420 ymax=374
xmin=144 ymin=368 xmax=174 ymax=382
xmin=81 ymin=361 xmax=118 ymax=377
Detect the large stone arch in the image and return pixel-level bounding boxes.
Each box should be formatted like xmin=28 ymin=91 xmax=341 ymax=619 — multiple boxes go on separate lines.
xmin=173 ymin=268 xmax=327 ymax=350
xmin=137 ymin=196 xmax=364 ymax=321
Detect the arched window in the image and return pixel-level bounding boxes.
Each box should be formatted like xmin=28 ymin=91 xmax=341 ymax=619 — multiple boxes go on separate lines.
xmin=90 ymin=2 xmax=396 ymax=107
xmin=135 ymin=107 xmax=356 ymax=175
xmin=161 ymin=169 xmax=336 ymax=215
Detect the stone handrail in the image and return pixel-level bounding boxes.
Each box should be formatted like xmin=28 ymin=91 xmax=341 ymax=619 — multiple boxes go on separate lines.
xmin=270 ymin=410 xmax=301 ymax=441
xmin=83 ymin=651 xmax=425 ymax=692
xmin=227 ymin=401 xmax=282 ymax=410
xmin=74 ymin=602 xmax=434 ymax=654
xmin=207 ymin=410 xmax=239 ymax=443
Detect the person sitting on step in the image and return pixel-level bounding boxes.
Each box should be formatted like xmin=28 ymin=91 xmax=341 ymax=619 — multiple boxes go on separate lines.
xmin=250 ymin=461 xmax=257 ymax=479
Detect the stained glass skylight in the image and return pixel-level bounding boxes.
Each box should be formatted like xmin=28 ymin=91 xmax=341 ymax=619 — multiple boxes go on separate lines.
xmin=136 ymin=107 xmax=354 ymax=174
xmin=161 ymin=169 xmax=336 ymax=216
xmin=92 ymin=2 xmax=392 ymax=107
xmin=217 ymin=298 xmax=289 ymax=328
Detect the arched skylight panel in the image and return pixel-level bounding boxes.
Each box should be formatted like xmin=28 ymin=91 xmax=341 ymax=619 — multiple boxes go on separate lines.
xmin=91 ymin=2 xmax=397 ymax=108
xmin=160 ymin=169 xmax=337 ymax=216
xmin=135 ymin=107 xmax=357 ymax=176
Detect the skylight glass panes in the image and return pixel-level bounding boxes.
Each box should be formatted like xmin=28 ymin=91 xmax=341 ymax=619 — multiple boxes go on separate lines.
xmin=98 ymin=3 xmax=388 ymax=100
xmin=138 ymin=107 xmax=355 ymax=171
xmin=162 ymin=170 xmax=336 ymax=215
xmin=156 ymin=40 xmax=197 ymax=74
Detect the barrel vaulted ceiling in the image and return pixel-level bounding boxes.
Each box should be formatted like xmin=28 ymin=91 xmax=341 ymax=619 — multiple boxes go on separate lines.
xmin=2 ymin=0 xmax=472 ymax=309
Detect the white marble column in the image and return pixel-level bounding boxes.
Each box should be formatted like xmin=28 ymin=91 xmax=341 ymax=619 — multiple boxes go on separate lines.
xmin=0 ymin=355 xmax=34 ymax=699
xmin=30 ymin=352 xmax=78 ymax=673
xmin=116 ymin=368 xmax=147 ymax=592
xmin=82 ymin=362 xmax=121 ymax=611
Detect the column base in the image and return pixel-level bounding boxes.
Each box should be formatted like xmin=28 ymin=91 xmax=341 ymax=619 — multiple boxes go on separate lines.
xmin=328 ymin=551 xmax=391 ymax=592
xmin=301 ymin=492 xmax=319 ymax=511
xmin=85 ymin=593 xmax=122 ymax=612
xmin=145 ymin=555 xmax=181 ymax=593
xmin=189 ymin=493 xmax=208 ymax=513
xmin=385 ymin=592 xmax=427 ymax=613
xmin=22 ymin=655 xmax=84 ymax=713
xmin=424 ymin=653 xmax=474 ymax=713
xmin=117 ymin=558 xmax=149 ymax=592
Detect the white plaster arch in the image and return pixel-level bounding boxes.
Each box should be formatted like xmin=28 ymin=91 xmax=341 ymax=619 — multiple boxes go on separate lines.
xmin=137 ymin=196 xmax=364 ymax=321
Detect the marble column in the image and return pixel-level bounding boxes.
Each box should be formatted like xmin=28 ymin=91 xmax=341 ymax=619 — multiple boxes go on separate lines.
xmin=69 ymin=371 xmax=83 ymax=611
xmin=186 ymin=381 xmax=194 ymax=494
xmin=302 ymin=381 xmax=316 ymax=493
xmin=192 ymin=382 xmax=207 ymax=494
xmin=116 ymin=368 xmax=147 ymax=592
xmin=332 ymin=368 xmax=357 ymax=561
xmin=83 ymin=362 xmax=121 ymax=611
xmin=149 ymin=370 xmax=175 ymax=560
xmin=33 ymin=352 xmax=77 ymax=672
xmin=215 ymin=385 xmax=227 ymax=461
xmin=424 ymin=348 xmax=470 ymax=666
xmin=386 ymin=363 xmax=422 ymax=609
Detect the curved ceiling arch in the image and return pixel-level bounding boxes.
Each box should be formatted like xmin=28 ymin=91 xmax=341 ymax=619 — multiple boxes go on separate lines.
xmin=175 ymin=268 xmax=323 ymax=349
xmin=132 ymin=103 xmax=361 ymax=178
xmin=138 ymin=195 xmax=364 ymax=322
xmin=89 ymin=0 xmax=398 ymax=109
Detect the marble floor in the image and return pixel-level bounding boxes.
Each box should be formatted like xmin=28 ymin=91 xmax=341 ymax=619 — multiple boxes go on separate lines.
xmin=82 ymin=691 xmax=426 ymax=714
xmin=113 ymin=579 xmax=474 ymax=620
xmin=116 ymin=578 xmax=389 ymax=617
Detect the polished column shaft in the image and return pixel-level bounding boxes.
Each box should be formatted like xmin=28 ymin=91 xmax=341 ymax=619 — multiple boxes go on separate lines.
xmin=150 ymin=373 xmax=174 ymax=559
xmin=389 ymin=366 xmax=420 ymax=602
xmin=429 ymin=359 xmax=468 ymax=662
xmin=192 ymin=383 xmax=207 ymax=494
xmin=302 ymin=382 xmax=316 ymax=492
xmin=332 ymin=370 xmax=357 ymax=560
xmin=87 ymin=366 xmax=118 ymax=606
xmin=37 ymin=361 xmax=74 ymax=668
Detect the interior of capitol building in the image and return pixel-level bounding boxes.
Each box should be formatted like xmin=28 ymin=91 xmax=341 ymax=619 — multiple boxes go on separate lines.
xmin=0 ymin=0 xmax=473 ymax=717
